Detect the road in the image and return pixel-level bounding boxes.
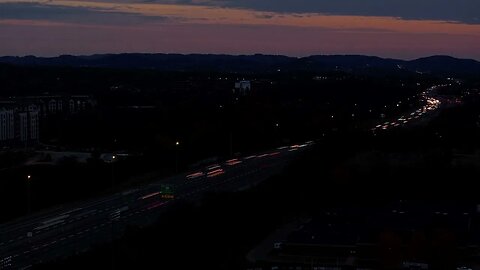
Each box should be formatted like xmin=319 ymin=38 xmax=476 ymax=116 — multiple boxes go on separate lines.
xmin=0 ymin=142 xmax=313 ymax=269
xmin=371 ymin=84 xmax=443 ymax=133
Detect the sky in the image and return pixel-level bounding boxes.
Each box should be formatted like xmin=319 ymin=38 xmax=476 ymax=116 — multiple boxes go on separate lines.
xmin=1 ymin=0 xmax=480 ymax=59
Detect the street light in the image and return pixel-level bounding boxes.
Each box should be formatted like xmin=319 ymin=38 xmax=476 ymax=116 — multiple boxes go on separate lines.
xmin=175 ymin=141 xmax=180 ymax=173
xmin=111 ymin=155 xmax=116 ymax=188
xmin=26 ymin=175 xmax=32 ymax=214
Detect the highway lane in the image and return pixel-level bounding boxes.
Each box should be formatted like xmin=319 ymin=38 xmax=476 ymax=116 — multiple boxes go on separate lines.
xmin=0 ymin=142 xmax=313 ymax=269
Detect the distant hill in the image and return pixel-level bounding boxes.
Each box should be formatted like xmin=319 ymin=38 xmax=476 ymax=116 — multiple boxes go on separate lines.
xmin=405 ymin=55 xmax=480 ymax=75
xmin=0 ymin=53 xmax=479 ymax=75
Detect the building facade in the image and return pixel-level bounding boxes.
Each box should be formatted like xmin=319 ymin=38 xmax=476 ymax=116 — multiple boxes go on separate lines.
xmin=10 ymin=95 xmax=95 ymax=118
xmin=0 ymin=104 xmax=40 ymax=147
xmin=0 ymin=94 xmax=93 ymax=147
xmin=0 ymin=108 xmax=15 ymax=142
xmin=234 ymin=80 xmax=251 ymax=96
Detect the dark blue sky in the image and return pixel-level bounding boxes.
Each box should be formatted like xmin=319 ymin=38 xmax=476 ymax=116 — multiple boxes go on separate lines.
xmin=184 ymin=0 xmax=480 ymax=24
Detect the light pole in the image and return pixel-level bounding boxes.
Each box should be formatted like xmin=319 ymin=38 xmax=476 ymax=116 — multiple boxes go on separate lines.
xmin=175 ymin=141 xmax=180 ymax=173
xmin=110 ymin=154 xmax=117 ymax=269
xmin=274 ymin=122 xmax=280 ymax=145
xmin=111 ymin=155 xmax=116 ymax=188
xmin=26 ymin=175 xmax=32 ymax=214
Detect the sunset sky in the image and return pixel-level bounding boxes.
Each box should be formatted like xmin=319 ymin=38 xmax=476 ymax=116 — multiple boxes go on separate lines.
xmin=1 ymin=0 xmax=480 ymax=59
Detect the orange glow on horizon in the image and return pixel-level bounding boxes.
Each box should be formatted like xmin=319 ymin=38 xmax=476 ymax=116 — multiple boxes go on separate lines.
xmin=0 ymin=1 xmax=479 ymax=59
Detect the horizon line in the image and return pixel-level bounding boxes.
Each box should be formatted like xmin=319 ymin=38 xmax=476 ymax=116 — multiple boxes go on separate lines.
xmin=1 ymin=53 xmax=479 ymax=62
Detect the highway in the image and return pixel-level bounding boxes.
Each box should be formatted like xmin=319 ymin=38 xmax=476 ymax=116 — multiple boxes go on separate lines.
xmin=371 ymin=85 xmax=443 ymax=133
xmin=0 ymin=142 xmax=313 ymax=269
